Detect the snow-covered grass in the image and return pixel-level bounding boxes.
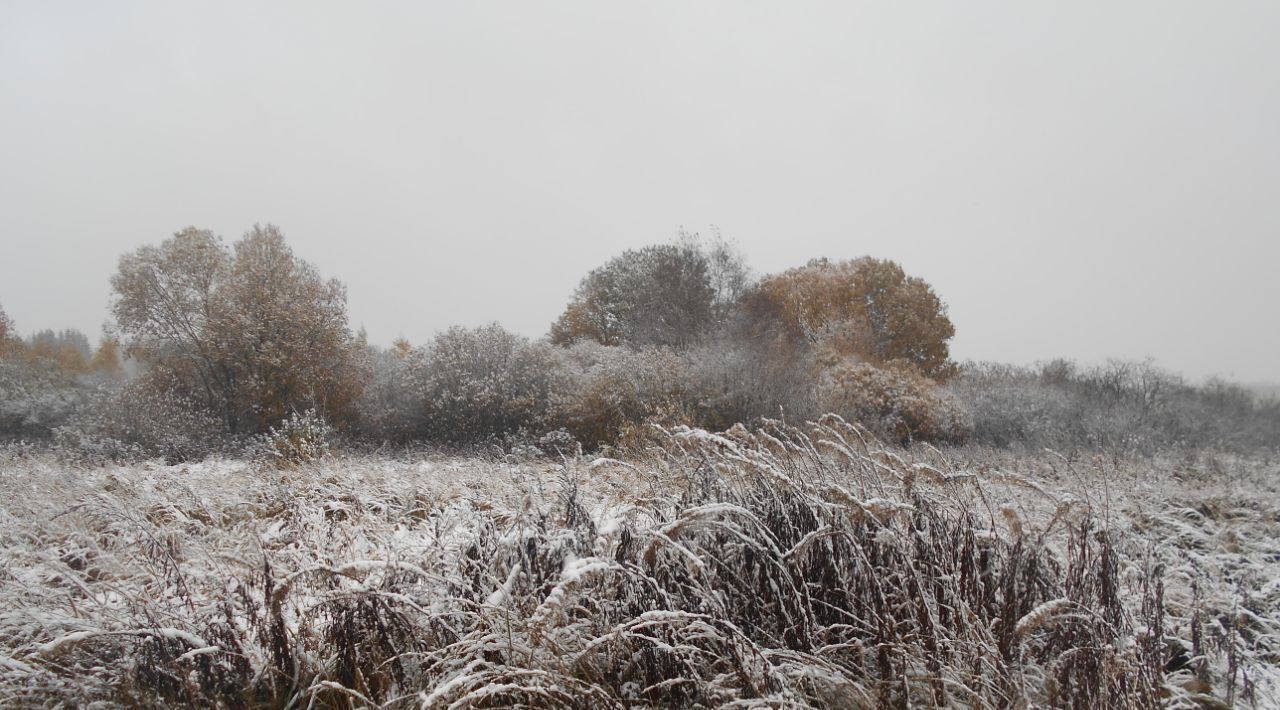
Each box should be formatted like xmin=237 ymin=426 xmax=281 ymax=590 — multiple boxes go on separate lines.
xmin=0 ymin=417 xmax=1276 ymax=707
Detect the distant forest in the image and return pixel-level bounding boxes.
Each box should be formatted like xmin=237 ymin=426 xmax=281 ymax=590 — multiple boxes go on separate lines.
xmin=2 ymin=225 xmax=1277 ymax=463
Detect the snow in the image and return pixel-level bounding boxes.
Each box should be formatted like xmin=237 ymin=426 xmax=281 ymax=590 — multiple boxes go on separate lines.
xmin=1 ymin=437 xmax=1276 ymax=707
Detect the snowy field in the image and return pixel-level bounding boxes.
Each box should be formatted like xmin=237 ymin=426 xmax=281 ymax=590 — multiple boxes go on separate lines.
xmin=1 ymin=419 xmax=1277 ymax=708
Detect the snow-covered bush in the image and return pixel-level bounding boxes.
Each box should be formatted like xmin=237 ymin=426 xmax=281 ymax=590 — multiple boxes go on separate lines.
xmin=681 ymin=337 xmax=820 ymax=429
xmin=550 ymin=342 xmax=697 ymax=449
xmin=817 ymin=360 xmax=971 ymax=444
xmin=535 ymin=428 xmax=578 ymax=456
xmin=950 ymin=360 xmax=1280 ymax=452
xmin=407 ymin=324 xmax=562 ymax=444
xmin=0 ymin=357 xmax=84 ymax=440
xmin=947 ymin=362 xmax=1083 ymax=447
xmin=54 ymin=377 xmax=223 ymax=464
xmin=259 ymin=409 xmax=332 ymax=466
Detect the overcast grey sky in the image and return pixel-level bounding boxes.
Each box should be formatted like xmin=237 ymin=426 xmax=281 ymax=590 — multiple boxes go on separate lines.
xmin=2 ymin=2 xmax=1277 ymax=383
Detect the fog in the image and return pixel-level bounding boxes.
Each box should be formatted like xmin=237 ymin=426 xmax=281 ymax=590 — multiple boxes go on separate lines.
xmin=2 ymin=1 xmax=1277 ymax=382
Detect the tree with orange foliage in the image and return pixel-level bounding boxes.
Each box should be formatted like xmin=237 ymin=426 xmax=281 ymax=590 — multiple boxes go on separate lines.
xmin=391 ymin=337 xmax=413 ymax=360
xmin=89 ymin=337 xmax=125 ymax=380
xmin=55 ymin=343 xmax=87 ymax=374
xmin=743 ymin=257 xmax=956 ymax=380
xmin=22 ymin=329 xmax=90 ymax=374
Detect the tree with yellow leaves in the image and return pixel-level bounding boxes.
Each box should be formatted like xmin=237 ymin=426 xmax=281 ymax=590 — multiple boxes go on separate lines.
xmin=743 ymin=257 xmax=956 ymax=380
xmin=89 ymin=337 xmax=124 ymax=380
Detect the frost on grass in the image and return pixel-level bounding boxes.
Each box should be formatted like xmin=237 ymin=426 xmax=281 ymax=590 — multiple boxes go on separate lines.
xmin=0 ymin=418 xmax=1277 ymax=707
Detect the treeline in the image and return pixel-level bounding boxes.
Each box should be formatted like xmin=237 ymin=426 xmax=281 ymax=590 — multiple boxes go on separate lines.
xmin=952 ymin=359 xmax=1280 ymax=452
xmin=1 ymin=225 xmax=1276 ymax=462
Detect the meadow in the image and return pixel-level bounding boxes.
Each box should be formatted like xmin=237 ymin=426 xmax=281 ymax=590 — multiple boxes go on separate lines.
xmin=2 ymin=417 xmax=1276 ymax=708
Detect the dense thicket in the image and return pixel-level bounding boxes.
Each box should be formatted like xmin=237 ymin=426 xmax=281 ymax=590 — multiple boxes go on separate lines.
xmin=2 ymin=227 xmax=1276 ymax=460
xmin=950 ymin=359 xmax=1280 ymax=452
xmin=0 ymin=308 xmax=106 ymax=440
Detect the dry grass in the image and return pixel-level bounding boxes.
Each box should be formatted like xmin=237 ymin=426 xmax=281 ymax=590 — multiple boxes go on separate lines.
xmin=0 ymin=417 xmax=1276 ymax=707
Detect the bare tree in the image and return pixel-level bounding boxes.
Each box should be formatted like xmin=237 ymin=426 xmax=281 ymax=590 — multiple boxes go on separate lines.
xmin=681 ymin=227 xmax=752 ymax=322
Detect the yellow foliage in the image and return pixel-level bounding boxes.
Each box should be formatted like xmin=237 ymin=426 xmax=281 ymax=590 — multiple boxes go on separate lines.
xmin=744 ymin=257 xmax=956 ymax=381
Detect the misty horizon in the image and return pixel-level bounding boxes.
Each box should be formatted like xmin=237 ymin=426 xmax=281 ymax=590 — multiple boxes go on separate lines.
xmin=3 ymin=2 xmax=1278 ymax=384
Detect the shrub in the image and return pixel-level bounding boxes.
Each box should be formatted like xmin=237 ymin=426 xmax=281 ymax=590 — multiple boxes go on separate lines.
xmin=550 ymin=342 xmax=696 ymax=449
xmin=949 ymin=360 xmax=1280 ymax=452
xmin=54 ymin=377 xmax=222 ymax=464
xmin=681 ymin=337 xmax=819 ymax=429
xmin=260 ymin=409 xmax=332 ymax=467
xmin=0 ymin=357 xmax=84 ymax=440
xmin=945 ymin=362 xmax=1083 ymax=448
xmin=407 ymin=324 xmax=562 ymax=445
xmin=817 ymin=360 xmax=971 ymax=444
